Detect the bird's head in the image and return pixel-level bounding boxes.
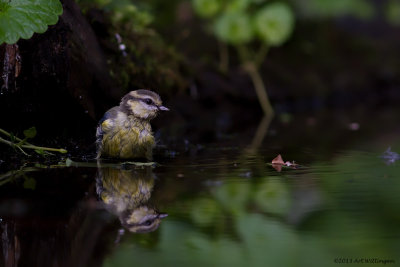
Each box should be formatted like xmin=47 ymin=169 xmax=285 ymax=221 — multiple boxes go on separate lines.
xmin=120 ymin=89 xmax=169 ymax=120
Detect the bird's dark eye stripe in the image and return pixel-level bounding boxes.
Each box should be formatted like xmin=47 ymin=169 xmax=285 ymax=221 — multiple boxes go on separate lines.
xmin=143 ymin=98 xmax=154 ymax=105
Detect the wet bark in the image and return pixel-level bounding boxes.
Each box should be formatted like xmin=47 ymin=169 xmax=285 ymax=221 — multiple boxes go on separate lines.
xmin=0 ymin=0 xmax=124 ymax=140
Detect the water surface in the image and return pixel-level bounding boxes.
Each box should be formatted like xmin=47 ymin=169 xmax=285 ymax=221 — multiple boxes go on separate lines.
xmin=1 ymin=112 xmax=400 ymax=267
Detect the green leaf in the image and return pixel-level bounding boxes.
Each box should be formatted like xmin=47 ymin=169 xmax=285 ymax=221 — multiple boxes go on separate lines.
xmin=23 ymin=127 xmax=36 ymax=139
xmin=34 ymin=149 xmax=45 ymax=155
xmin=23 ymin=177 xmax=36 ymax=190
xmin=9 ymin=132 xmax=16 ymax=143
xmin=193 ymin=0 xmax=221 ymax=18
xmin=254 ymin=2 xmax=294 ymax=46
xmin=0 ymin=0 xmax=63 ymax=44
xmin=226 ymin=0 xmax=251 ymax=13
xmin=214 ymin=12 xmax=254 ymax=45
xmin=65 ymin=158 xmax=73 ymax=167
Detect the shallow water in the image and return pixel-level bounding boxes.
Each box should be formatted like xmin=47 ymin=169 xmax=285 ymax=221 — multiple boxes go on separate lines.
xmin=1 ymin=111 xmax=400 ymax=267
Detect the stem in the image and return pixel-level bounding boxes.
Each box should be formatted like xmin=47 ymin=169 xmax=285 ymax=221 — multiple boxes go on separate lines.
xmin=255 ymin=45 xmax=269 ymax=68
xmin=243 ymin=62 xmax=274 ymax=116
xmin=0 ymin=128 xmax=29 ymax=144
xmin=0 ymin=137 xmax=29 ymax=156
xmin=21 ymin=144 xmax=67 ymax=153
xmin=218 ymin=41 xmax=229 ymax=73
xmin=237 ymin=45 xmax=250 ymax=63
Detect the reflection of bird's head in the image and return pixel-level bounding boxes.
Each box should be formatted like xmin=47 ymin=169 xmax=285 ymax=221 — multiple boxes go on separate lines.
xmin=120 ymin=90 xmax=169 ymax=120
xmin=121 ymin=206 xmax=168 ymax=233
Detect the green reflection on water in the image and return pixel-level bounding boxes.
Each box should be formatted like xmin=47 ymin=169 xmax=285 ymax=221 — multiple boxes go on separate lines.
xmin=104 ymin=150 xmax=400 ymax=267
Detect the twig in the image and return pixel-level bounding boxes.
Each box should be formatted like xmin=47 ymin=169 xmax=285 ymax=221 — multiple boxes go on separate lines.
xmin=0 ymin=128 xmax=67 ymax=154
xmin=0 ymin=136 xmax=29 ymax=155
xmin=0 ymin=128 xmax=30 ymax=144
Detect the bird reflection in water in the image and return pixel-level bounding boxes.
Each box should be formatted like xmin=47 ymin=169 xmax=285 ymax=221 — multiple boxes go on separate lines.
xmin=96 ymin=165 xmax=167 ymax=233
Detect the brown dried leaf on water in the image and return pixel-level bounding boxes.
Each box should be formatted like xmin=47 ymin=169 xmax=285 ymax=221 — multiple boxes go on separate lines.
xmin=272 ymin=154 xmax=285 ymax=165
xmin=271 ymin=154 xmax=285 ymax=172
xmin=271 ymin=154 xmax=300 ymax=172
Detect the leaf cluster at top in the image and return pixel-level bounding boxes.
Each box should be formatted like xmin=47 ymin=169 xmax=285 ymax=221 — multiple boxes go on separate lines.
xmin=0 ymin=0 xmax=63 ymax=44
xmin=192 ymin=0 xmax=294 ymax=46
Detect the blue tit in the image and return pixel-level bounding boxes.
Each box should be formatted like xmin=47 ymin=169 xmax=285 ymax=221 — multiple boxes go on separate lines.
xmin=96 ymin=166 xmax=167 ymax=233
xmin=96 ymin=89 xmax=169 ymax=160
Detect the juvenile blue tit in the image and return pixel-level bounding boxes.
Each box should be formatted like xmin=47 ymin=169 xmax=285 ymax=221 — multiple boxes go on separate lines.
xmin=96 ymin=89 xmax=169 ymax=160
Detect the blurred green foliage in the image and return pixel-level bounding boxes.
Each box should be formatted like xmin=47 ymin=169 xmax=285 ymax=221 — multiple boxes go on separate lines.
xmin=76 ymin=0 xmax=187 ymax=93
xmin=193 ymin=0 xmax=295 ymax=46
xmin=77 ymin=0 xmax=153 ymax=31
xmin=23 ymin=127 xmax=37 ymax=139
xmin=385 ymin=0 xmax=400 ymax=26
xmin=294 ymin=0 xmax=374 ymax=19
xmin=254 ymin=3 xmax=294 ymax=46
xmin=214 ymin=12 xmax=254 ymax=45
xmin=0 ymin=0 xmax=63 ymax=44
xmin=104 ymin=151 xmax=400 ymax=266
xmin=192 ymin=0 xmax=295 ymax=115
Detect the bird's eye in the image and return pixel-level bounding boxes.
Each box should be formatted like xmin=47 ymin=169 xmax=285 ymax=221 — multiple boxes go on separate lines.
xmin=144 ymin=99 xmax=153 ymax=105
xmin=144 ymin=220 xmax=152 ymax=226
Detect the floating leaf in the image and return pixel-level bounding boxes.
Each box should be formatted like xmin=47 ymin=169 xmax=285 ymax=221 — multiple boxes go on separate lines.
xmin=271 ymin=154 xmax=284 ymax=172
xmin=214 ymin=12 xmax=254 ymax=44
xmin=271 ymin=154 xmax=300 ymax=172
xmin=254 ymin=2 xmax=294 ymax=46
xmin=193 ymin=0 xmax=221 ymax=18
xmin=23 ymin=127 xmax=37 ymax=139
xmin=0 ymin=0 xmax=63 ymax=44
xmin=272 ymin=154 xmax=285 ymax=165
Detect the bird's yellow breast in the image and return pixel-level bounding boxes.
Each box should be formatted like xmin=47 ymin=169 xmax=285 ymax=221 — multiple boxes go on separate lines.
xmin=100 ymin=112 xmax=155 ymax=159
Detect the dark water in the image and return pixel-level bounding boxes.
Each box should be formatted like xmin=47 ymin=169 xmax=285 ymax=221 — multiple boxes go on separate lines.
xmin=1 ymin=110 xmax=400 ymax=267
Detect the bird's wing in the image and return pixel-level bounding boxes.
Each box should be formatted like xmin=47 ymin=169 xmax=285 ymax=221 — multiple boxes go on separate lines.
xmin=97 ymin=107 xmax=120 ymax=137
xmin=96 ymin=107 xmax=121 ymax=158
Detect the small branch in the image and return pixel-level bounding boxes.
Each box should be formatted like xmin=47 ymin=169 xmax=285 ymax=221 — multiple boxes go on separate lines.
xmin=0 ymin=128 xmax=27 ymax=143
xmin=0 ymin=136 xmax=29 ymax=156
xmin=0 ymin=128 xmax=67 ymax=154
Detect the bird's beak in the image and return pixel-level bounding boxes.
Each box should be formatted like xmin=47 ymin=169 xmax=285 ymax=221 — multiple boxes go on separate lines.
xmin=158 ymin=213 xmax=168 ymax=219
xmin=158 ymin=106 xmax=169 ymax=111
